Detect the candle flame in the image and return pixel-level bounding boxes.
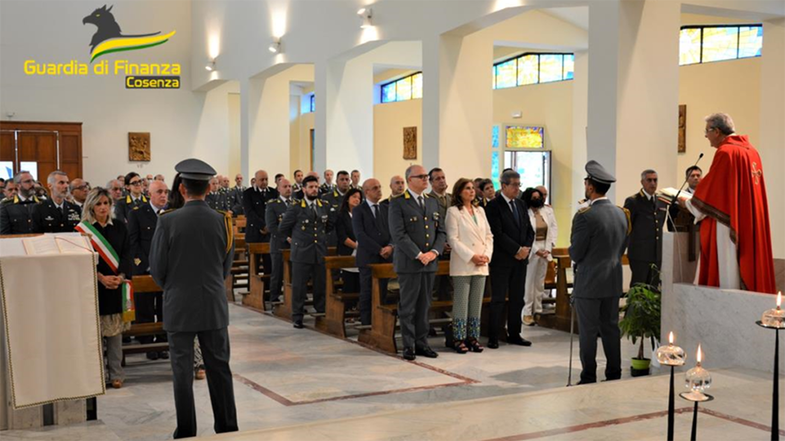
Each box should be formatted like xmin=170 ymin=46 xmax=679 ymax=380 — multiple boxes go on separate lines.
xmin=669 ymin=331 xmax=674 ymax=344
xmin=697 ymin=345 xmax=702 ymax=363
xmin=778 ymin=292 xmax=782 ymax=308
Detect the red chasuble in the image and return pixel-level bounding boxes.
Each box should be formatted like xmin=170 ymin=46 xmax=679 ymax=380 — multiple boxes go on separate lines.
xmin=691 ymin=135 xmax=776 ymax=293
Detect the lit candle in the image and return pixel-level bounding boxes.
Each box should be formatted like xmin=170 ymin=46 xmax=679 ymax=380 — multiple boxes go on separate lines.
xmin=656 ymin=331 xmax=685 ymax=366
xmin=696 ymin=345 xmax=702 ymax=365
xmin=685 ymin=344 xmax=712 ymax=397
xmin=762 ymin=292 xmax=785 ymax=328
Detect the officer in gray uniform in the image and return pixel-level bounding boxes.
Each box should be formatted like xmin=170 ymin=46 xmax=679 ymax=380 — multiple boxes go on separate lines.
xmin=265 ymin=178 xmax=294 ymax=303
xmin=0 ymin=171 xmax=41 ymax=235
xmin=149 ymin=158 xmax=237 ymax=439
xmin=278 ymin=175 xmax=332 ymax=328
xmin=320 ymin=170 xmax=350 ymax=247
xmin=569 ymin=160 xmax=630 ymax=385
xmin=389 ymin=164 xmax=447 ymax=361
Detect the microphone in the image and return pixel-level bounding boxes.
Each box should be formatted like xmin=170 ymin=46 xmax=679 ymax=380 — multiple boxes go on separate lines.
xmin=672 ymin=153 xmax=704 ymax=204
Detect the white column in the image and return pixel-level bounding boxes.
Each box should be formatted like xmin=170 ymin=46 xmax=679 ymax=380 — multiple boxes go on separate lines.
xmin=760 ymin=18 xmax=785 ymax=258
xmin=239 ymin=78 xmax=251 ymax=179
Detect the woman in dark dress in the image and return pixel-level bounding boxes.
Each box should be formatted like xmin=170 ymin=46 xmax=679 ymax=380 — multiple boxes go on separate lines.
xmin=82 ymin=187 xmax=132 ymax=389
xmin=335 ymin=188 xmax=362 ymax=293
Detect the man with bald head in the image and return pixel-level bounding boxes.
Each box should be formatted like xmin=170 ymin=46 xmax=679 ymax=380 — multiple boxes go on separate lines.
xmin=381 ymin=175 xmax=405 ymax=207
xmin=353 ymin=178 xmax=394 ymax=325
xmin=69 ymin=178 xmax=89 ymax=208
xmin=243 ymin=169 xmax=278 ymax=244
xmin=320 ymin=169 xmax=335 ymax=195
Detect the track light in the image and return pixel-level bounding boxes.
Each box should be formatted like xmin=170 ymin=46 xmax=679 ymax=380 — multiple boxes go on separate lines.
xmin=358 ymin=7 xmax=372 ymax=29
xmin=268 ymin=38 xmax=282 ymax=54
xmin=205 ymin=59 xmax=216 ymax=71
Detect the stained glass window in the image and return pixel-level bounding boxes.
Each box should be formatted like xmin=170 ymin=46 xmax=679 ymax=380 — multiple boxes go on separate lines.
xmin=563 ymin=54 xmax=575 ymax=80
xmin=495 ymin=59 xmax=517 ymax=89
xmin=491 ymin=151 xmax=500 ymax=191
xmin=540 ymin=54 xmax=564 ymax=83
xmin=679 ymin=24 xmax=762 ymax=66
xmin=380 ymin=72 xmax=422 ymax=103
xmin=309 ymin=95 xmax=315 ymax=113
xmin=492 ymin=125 xmax=500 ymax=149
xmin=506 ymin=126 xmax=544 ymax=149
xmin=517 ymin=55 xmax=539 ymax=86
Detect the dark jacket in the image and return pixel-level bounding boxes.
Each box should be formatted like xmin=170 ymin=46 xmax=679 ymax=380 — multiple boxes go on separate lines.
xmin=278 ymin=198 xmax=333 ymax=264
xmin=114 ymin=194 xmax=148 ymax=224
xmin=352 ymin=201 xmax=393 ymax=267
xmin=149 ymin=200 xmax=234 ymax=332
xmin=242 ymin=186 xmax=278 ymax=243
xmin=388 ymin=190 xmax=447 ymax=274
xmin=31 ymin=198 xmax=80 ymax=233
xmin=93 ymin=220 xmax=132 ymax=316
xmin=335 ymin=211 xmax=357 ymax=257
xmin=0 ymin=195 xmax=41 ymax=235
xmin=265 ymin=197 xmax=292 ymax=254
xmin=623 ymin=190 xmax=667 ymax=263
xmin=128 ymin=202 xmax=160 ymax=275
xmin=485 ymin=194 xmax=535 ymax=268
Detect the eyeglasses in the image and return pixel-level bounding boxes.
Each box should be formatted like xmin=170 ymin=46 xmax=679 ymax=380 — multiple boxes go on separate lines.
xmin=410 ymin=174 xmax=429 ymax=180
xmin=129 ymin=180 xmax=142 ymax=186
xmin=704 ymin=127 xmax=716 ymax=134
xmin=20 ymin=179 xmax=34 ymax=184
xmin=73 ymin=185 xmax=88 ymax=191
xmin=502 ymin=182 xmax=522 ymax=188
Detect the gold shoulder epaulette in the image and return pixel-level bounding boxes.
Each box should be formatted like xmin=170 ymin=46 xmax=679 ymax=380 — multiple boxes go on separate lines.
xmin=620 ymin=206 xmax=632 ymax=235
xmin=391 ymin=194 xmax=403 ymax=199
xmin=160 ymin=208 xmax=175 ymax=216
xmin=300 ymin=199 xmax=307 ymax=208
xmin=223 ymin=211 xmax=234 ymax=255
xmin=577 ymin=206 xmax=591 ymax=214
xmin=403 ymin=191 xmax=411 ymax=200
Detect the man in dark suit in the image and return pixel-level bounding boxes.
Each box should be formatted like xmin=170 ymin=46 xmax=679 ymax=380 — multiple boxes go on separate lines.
xmin=485 ymin=170 xmax=535 ymax=349
xmin=265 ymin=178 xmax=293 ymax=303
xmin=279 ymin=175 xmax=332 ymax=328
xmin=353 ymin=178 xmax=394 ymax=325
xmin=624 ymin=169 xmax=667 ymax=288
xmin=570 ymin=161 xmax=630 ymax=384
xmin=128 ymin=179 xmax=170 ymax=360
xmin=114 ymin=172 xmax=148 ymax=224
xmin=389 ymin=165 xmax=447 ymax=361
xmin=242 ymin=170 xmax=278 ymax=244
xmin=149 ymin=159 xmax=237 ymax=439
xmin=31 ymin=171 xmax=81 ymax=233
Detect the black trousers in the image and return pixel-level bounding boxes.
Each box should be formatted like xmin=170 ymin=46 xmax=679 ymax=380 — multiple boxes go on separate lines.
xmin=629 ymin=259 xmax=661 ymax=288
xmin=574 ymin=296 xmax=622 ymax=383
xmin=167 ymin=328 xmax=238 ymax=439
xmin=397 ymin=272 xmax=435 ymax=349
xmin=489 ymin=262 xmax=528 ymax=340
xmin=269 ymin=252 xmax=284 ymax=302
xmin=341 ymin=270 xmax=360 ymax=294
xmin=135 ymin=291 xmax=166 ymax=345
xmin=358 ymin=267 xmax=388 ymax=325
xmin=291 ymin=261 xmax=326 ymax=321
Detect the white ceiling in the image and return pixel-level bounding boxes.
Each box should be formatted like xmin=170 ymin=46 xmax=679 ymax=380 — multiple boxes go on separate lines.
xmin=541 ymin=7 xmax=589 ymax=31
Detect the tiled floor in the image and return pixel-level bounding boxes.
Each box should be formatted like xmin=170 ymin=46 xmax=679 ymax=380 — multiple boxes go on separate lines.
xmin=3 ymin=302 xmax=768 ymax=441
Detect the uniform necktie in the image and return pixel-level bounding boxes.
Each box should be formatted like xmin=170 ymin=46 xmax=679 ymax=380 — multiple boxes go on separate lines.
xmin=418 ymin=196 xmax=425 ymax=215
xmin=510 ymin=200 xmax=520 ymax=226
xmin=372 ymin=204 xmax=379 ymax=219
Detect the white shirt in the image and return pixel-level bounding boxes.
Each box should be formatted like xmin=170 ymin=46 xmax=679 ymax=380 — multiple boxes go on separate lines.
xmin=150 ymin=200 xmax=165 ymax=215
xmin=279 ymin=195 xmax=290 ymax=204
xmin=365 ymin=199 xmax=382 ymax=216
xmin=589 ymin=196 xmax=609 ymax=205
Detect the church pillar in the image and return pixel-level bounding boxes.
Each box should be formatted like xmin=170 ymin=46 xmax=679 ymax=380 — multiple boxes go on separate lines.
xmin=759 ymin=18 xmax=785 ymax=258
xmin=587 ymin=0 xmax=681 ymax=202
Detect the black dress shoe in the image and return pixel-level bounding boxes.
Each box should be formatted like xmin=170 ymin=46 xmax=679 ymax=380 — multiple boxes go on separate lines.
xmin=577 ymin=379 xmax=596 ymax=385
xmin=508 ymin=337 xmax=532 ymax=346
xmin=293 ymin=320 xmax=304 ymax=329
xmin=415 ymin=346 xmax=439 ymax=358
xmin=146 ymin=351 xmax=159 ymax=361
xmin=159 ymin=351 xmax=169 ymax=360
xmin=403 ymin=347 xmax=416 ymax=360
xmin=487 ymin=338 xmax=499 ymax=349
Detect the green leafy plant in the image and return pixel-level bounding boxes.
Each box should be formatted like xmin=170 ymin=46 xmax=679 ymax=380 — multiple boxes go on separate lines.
xmin=619 ymin=282 xmax=661 ymax=360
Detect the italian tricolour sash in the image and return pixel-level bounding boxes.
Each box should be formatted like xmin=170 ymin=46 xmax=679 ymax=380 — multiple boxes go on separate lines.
xmin=75 ymin=220 xmax=136 ymax=322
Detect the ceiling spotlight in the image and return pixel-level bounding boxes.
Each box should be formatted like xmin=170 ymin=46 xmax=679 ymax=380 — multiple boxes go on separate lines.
xmin=358 ymin=7 xmax=372 ymax=28
xmin=268 ymin=38 xmax=282 ymax=54
xmin=205 ymin=59 xmax=216 ymax=71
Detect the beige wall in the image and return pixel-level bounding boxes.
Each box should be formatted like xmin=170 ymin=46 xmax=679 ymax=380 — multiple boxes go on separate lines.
xmin=228 ymin=93 xmax=241 ymax=179
xmin=493 ymin=81 xmax=574 ymax=247
xmin=373 ymin=99 xmax=423 ymax=195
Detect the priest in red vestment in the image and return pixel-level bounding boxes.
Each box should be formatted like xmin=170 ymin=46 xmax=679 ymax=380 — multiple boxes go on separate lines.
xmin=680 ymin=113 xmax=776 ymax=294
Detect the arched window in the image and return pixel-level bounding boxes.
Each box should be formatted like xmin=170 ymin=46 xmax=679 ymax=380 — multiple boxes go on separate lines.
xmin=679 ymin=24 xmax=763 ymax=66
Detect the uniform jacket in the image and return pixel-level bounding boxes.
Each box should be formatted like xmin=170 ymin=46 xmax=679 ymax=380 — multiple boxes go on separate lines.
xmin=278 ymin=198 xmax=333 ymax=264
xmin=0 ymin=195 xmax=41 ymax=235
xmin=445 ymin=205 xmax=494 ymax=276
xmin=485 ymin=194 xmax=535 ymax=268
xmin=352 ymin=201 xmax=393 ymax=267
xmin=388 ymin=190 xmax=447 ymax=274
xmin=320 ymin=189 xmax=346 ymax=246
xmin=242 ymin=186 xmax=278 ymax=243
xmin=149 ymin=200 xmax=234 ymax=332
xmin=569 ymin=199 xmax=630 ymax=299
xmin=265 ymin=197 xmax=293 ymax=254
xmin=31 ymin=198 xmax=81 ymax=233
xmin=624 ymin=189 xmax=667 ymax=263
xmin=128 ymin=202 xmax=161 ymax=275
xmin=428 ymin=191 xmax=451 ymax=228
xmin=114 ymin=194 xmax=148 ymax=224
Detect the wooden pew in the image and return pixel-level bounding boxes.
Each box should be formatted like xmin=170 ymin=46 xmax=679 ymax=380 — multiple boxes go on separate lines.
xmin=122 ymin=275 xmax=168 ymax=360
xmin=230 ymin=235 xmax=249 ymax=296
xmin=323 ymin=256 xmax=361 ymax=338
xmin=244 ymin=242 xmax=271 ymax=311
xmin=275 ymin=247 xmax=337 ymax=321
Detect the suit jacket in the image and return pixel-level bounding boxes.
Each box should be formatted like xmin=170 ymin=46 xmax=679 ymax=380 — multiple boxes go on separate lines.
xmin=114 ymin=194 xmax=148 ymax=224
xmin=265 ymin=197 xmax=293 ymax=254
xmin=93 ymin=220 xmax=132 ymax=316
xmin=128 ymin=202 xmax=160 ymax=275
xmin=278 ymin=198 xmax=332 ymax=264
xmin=335 ymin=211 xmax=357 ymax=257
xmin=485 ymin=194 xmax=535 ymax=268
xmin=353 ymin=201 xmax=392 ymax=267
xmin=388 ymin=190 xmax=447 ymax=274
xmin=31 ymin=198 xmax=81 ymax=233
xmin=569 ymin=199 xmax=630 ymax=299
xmin=624 ymin=190 xmax=667 ymax=263
xmin=0 ymin=195 xmax=41 ymax=234
xmin=445 ymin=205 xmax=494 ymax=276
xmin=149 ymin=200 xmax=234 ymax=332
xmin=242 ymin=186 xmax=278 ymax=243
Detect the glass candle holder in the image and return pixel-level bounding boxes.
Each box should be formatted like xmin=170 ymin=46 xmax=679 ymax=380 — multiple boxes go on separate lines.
xmin=762 ymin=293 xmax=785 ymax=328
xmin=657 ymin=332 xmax=686 ymax=366
xmin=685 ymin=345 xmax=711 ymax=397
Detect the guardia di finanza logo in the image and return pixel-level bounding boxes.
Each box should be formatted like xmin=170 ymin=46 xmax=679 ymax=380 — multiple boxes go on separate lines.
xmin=83 ymin=4 xmax=175 ymax=63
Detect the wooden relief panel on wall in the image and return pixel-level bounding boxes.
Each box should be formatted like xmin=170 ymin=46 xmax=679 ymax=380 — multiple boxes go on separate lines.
xmin=129 ymin=132 xmax=151 ymax=161
xmin=678 ymin=105 xmax=687 ymax=153
xmin=403 ymin=126 xmax=417 ymax=160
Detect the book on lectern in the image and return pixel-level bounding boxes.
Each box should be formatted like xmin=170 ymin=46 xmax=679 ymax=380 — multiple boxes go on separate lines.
xmin=23 ymin=234 xmax=92 ymax=256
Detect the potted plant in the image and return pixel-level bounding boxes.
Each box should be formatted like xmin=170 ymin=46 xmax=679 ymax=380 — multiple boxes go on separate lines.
xmin=619 ymin=281 xmax=661 ymax=377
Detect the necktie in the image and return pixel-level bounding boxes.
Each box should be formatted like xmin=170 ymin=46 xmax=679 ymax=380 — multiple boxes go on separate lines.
xmin=372 ymin=204 xmax=379 ymax=219
xmin=418 ymin=196 xmax=425 ymax=215
xmin=510 ymin=200 xmax=520 ymax=225
xmin=60 ymin=204 xmax=66 ymax=218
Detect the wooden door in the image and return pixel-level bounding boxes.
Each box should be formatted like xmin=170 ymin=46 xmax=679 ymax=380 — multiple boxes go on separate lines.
xmin=0 ymin=121 xmax=83 ymax=182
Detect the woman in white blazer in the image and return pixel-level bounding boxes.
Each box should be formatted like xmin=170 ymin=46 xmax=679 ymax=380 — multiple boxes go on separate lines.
xmin=522 ymin=187 xmax=558 ymax=325
xmin=445 ymin=178 xmax=494 ymax=353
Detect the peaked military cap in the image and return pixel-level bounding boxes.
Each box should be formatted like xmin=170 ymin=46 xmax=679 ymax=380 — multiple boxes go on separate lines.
xmin=175 ymin=158 xmax=216 ymax=181
xmin=585 ymin=160 xmax=616 ymax=185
